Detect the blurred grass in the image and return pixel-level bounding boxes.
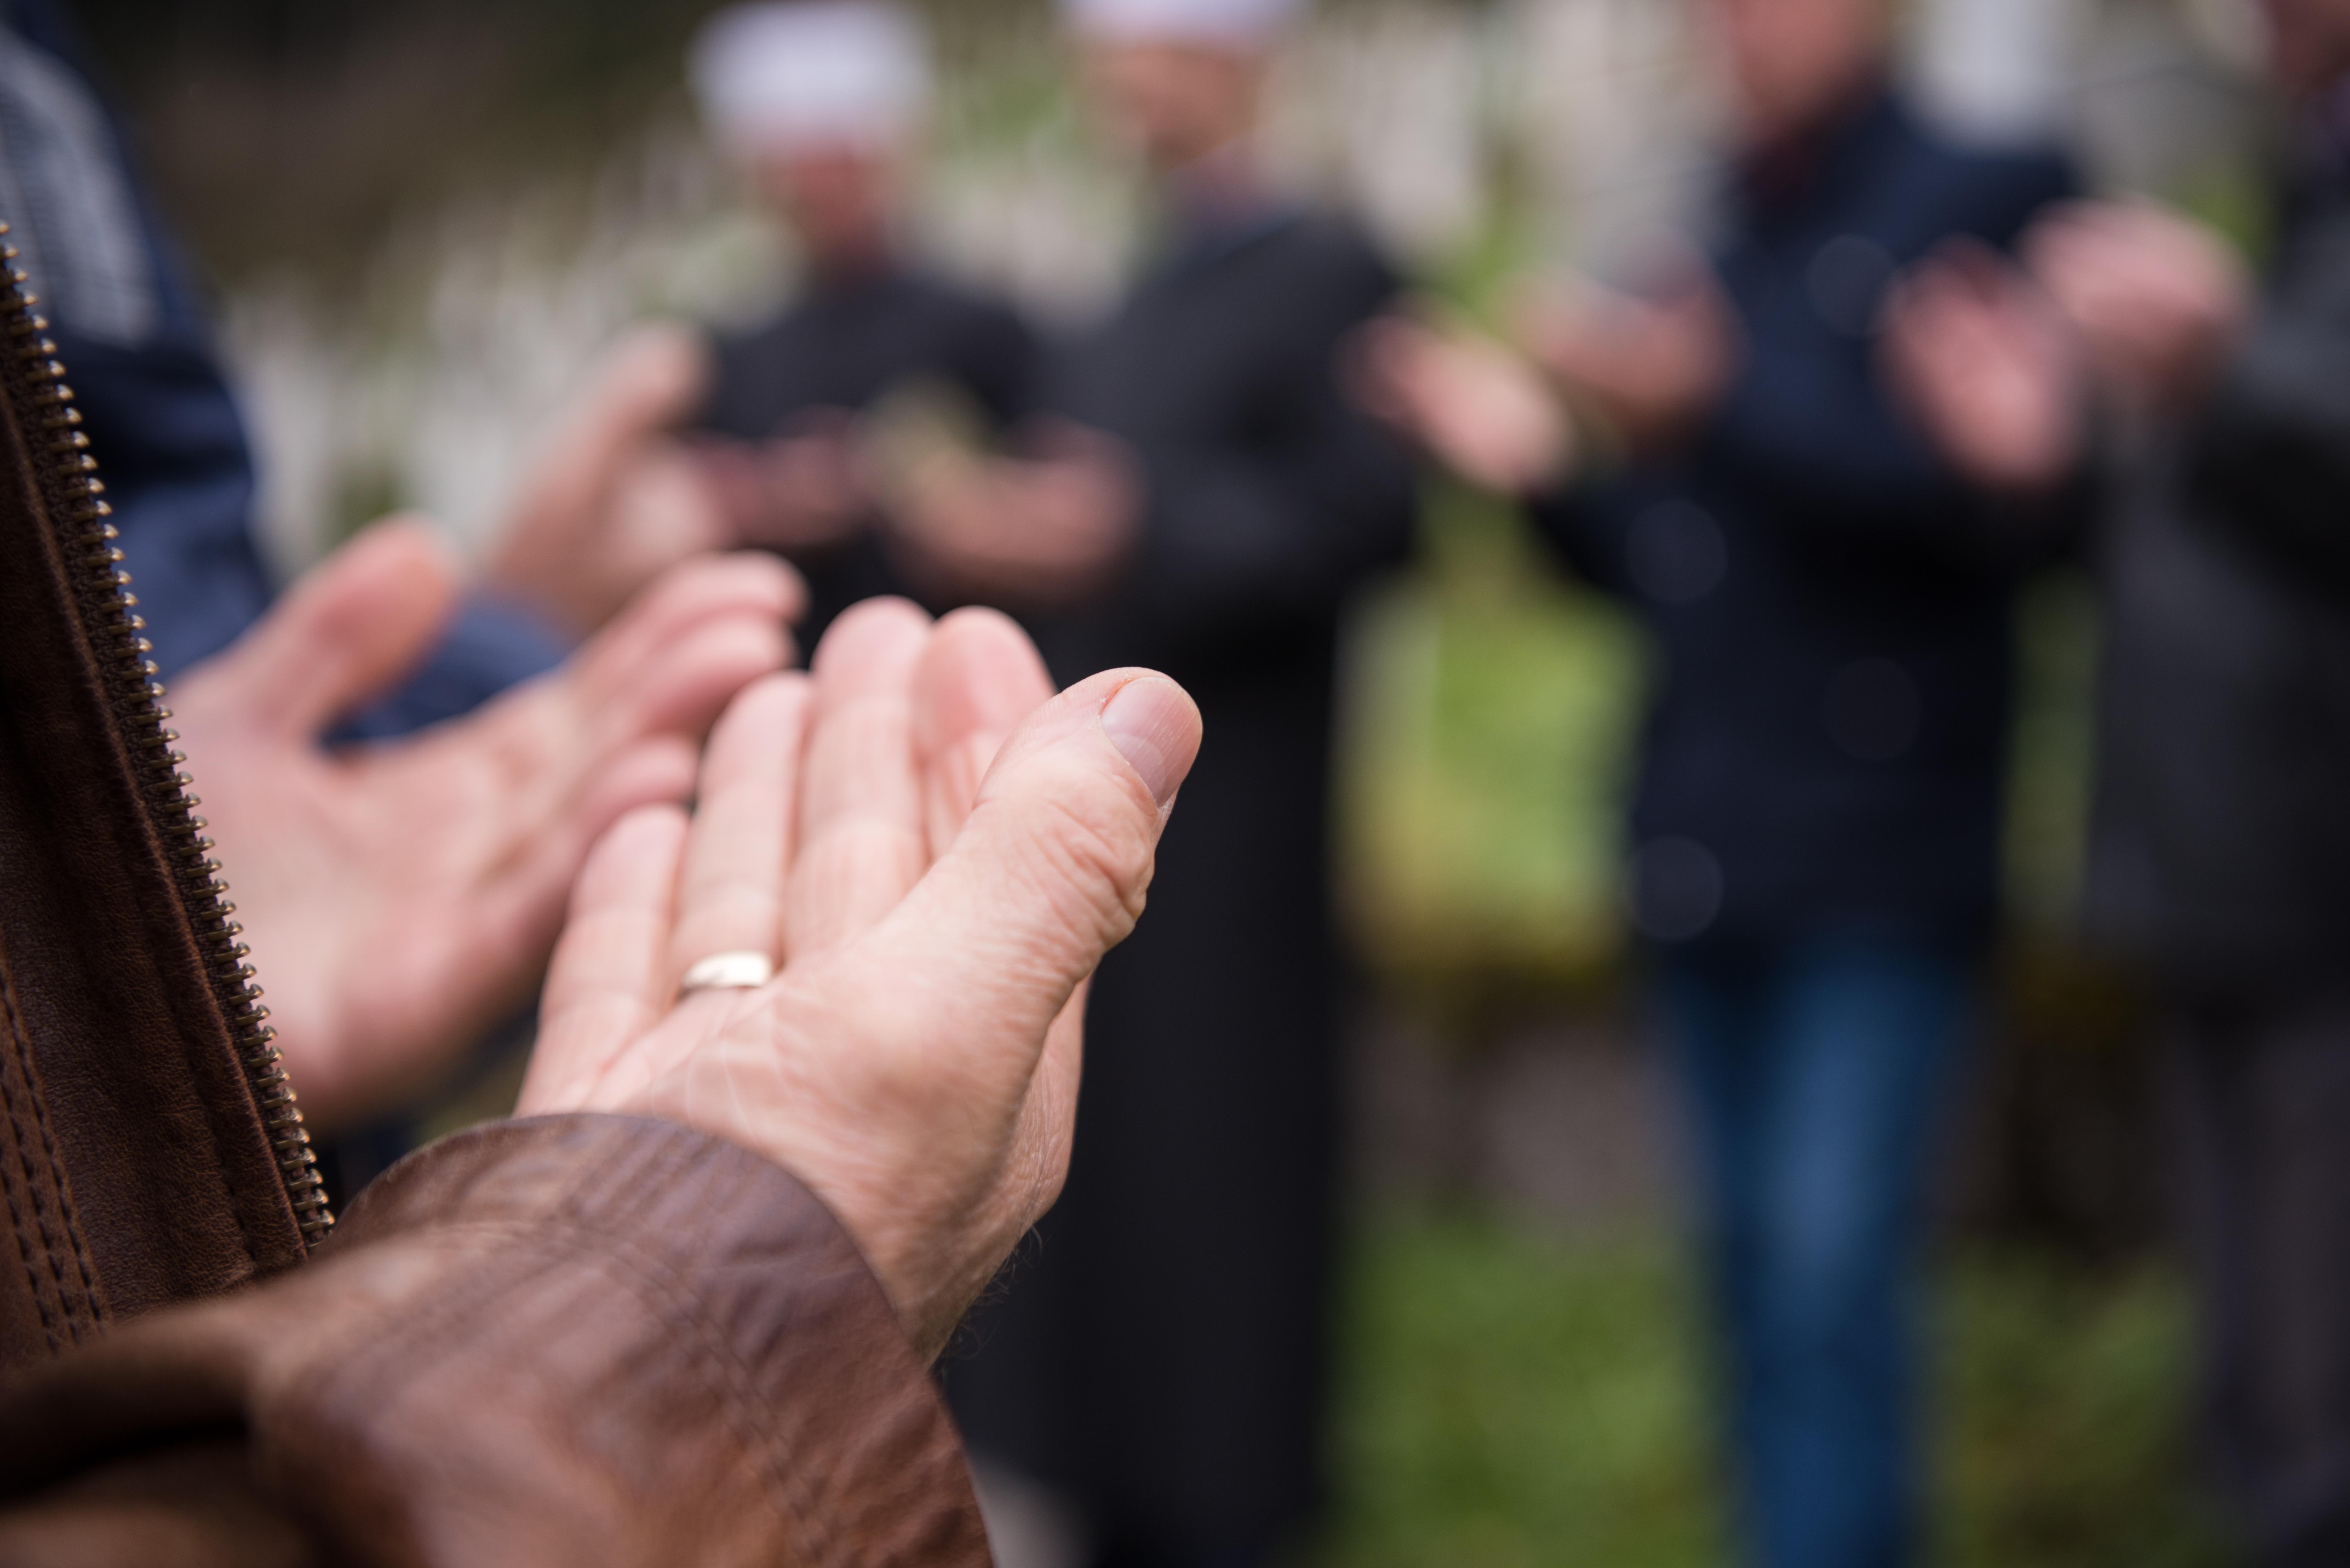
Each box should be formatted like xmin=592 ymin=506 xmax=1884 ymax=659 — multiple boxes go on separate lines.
xmin=1321 ymin=1210 xmax=2227 ymax=1568
xmin=1322 ymin=1216 xmax=1717 ymax=1568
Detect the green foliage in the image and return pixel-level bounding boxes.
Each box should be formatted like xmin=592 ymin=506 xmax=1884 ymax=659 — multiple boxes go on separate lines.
xmin=1936 ymin=1254 xmax=2228 ymax=1568
xmin=1319 ymin=1211 xmax=2225 ymax=1568
xmin=1338 ymin=490 xmax=1644 ymax=989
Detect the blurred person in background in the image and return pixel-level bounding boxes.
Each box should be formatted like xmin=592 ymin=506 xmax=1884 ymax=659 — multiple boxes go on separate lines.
xmin=918 ymin=0 xmax=1418 ymax=1563
xmin=1893 ymin=0 xmax=2350 ymax=1557
xmin=0 ymin=0 xmax=800 ymax=1160
xmin=1364 ymin=0 xmax=2085 ymax=1563
xmin=488 ymin=0 xmax=1041 ymax=646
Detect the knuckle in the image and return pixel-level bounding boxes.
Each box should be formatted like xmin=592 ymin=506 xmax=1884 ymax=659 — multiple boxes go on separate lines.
xmin=1018 ymin=783 xmax=1155 ymax=940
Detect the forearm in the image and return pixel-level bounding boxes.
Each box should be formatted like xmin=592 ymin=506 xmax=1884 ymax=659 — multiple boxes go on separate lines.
xmin=0 ymin=1117 xmax=987 ymax=1568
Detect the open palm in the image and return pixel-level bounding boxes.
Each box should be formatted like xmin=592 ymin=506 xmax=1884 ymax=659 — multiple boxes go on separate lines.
xmin=519 ymin=599 xmax=1202 ymax=1357
xmin=175 ymin=522 xmax=799 ymax=1129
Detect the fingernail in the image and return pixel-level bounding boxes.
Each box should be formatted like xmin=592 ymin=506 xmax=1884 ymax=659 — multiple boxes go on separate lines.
xmin=1100 ymin=676 xmax=1194 ymax=807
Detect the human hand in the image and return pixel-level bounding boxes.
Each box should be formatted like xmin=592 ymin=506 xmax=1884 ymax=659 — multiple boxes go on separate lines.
xmin=519 ymin=600 xmax=1202 ymax=1359
xmin=488 ymin=323 xmax=734 ymax=637
xmin=1883 ymin=238 xmax=2085 ymax=494
xmin=692 ymin=411 xmax=870 ymax=555
xmin=1353 ymin=313 xmax=1578 ymax=497
xmin=176 ymin=521 xmax=799 ymax=1130
xmin=2023 ymin=201 xmax=2249 ymax=412
xmin=877 ymin=422 xmax=1140 ymax=608
xmin=1514 ymin=264 xmax=1739 ymax=456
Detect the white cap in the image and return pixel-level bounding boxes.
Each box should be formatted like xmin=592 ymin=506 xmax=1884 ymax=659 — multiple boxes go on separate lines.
xmin=1059 ymin=0 xmax=1304 ymax=49
xmin=691 ymin=2 xmax=933 ymax=154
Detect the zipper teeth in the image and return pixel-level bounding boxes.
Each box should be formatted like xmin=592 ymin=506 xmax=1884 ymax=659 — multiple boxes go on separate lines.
xmin=0 ymin=230 xmax=334 ymax=1250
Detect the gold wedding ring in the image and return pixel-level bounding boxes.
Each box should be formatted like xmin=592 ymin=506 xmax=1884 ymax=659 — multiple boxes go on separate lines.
xmin=678 ymin=951 xmax=777 ymax=995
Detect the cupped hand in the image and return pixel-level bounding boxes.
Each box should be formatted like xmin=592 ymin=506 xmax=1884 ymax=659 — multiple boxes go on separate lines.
xmin=175 ymin=520 xmax=800 ymax=1131
xmin=487 ymin=323 xmax=736 ymax=637
xmin=1883 ymin=238 xmax=2085 ymax=494
xmin=692 ymin=410 xmax=870 ymax=554
xmin=1353 ymin=312 xmax=1578 ymax=497
xmin=1513 ymin=263 xmax=1739 ymax=456
xmin=2023 ymin=200 xmax=2248 ymax=411
xmin=876 ymin=424 xmax=1140 ymax=608
xmin=519 ymin=599 xmax=1203 ymax=1360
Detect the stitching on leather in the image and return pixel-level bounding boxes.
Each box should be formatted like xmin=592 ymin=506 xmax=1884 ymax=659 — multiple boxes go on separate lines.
xmin=0 ymin=969 xmax=67 ymax=1353
xmin=1 ymin=964 xmax=101 ymax=1330
xmin=0 ymin=1135 xmax=60 ymax=1354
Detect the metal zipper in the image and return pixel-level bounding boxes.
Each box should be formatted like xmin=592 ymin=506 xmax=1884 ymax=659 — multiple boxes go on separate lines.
xmin=0 ymin=225 xmax=334 ymax=1250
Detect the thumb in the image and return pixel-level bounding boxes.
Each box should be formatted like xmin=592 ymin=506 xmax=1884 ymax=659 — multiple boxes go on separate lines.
xmin=215 ymin=518 xmax=459 ymax=739
xmin=858 ymin=668 xmax=1202 ymax=1063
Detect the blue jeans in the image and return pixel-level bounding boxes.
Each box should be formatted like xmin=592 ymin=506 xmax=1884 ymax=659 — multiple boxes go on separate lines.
xmin=1658 ymin=933 xmax=1975 ymax=1568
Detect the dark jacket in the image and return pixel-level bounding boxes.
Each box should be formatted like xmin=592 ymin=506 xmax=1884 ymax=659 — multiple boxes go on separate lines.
xmin=0 ymin=228 xmax=983 ymax=1564
xmin=1533 ymin=93 xmax=2078 ymax=946
xmin=2086 ymin=104 xmax=2350 ymax=993
xmin=696 ymin=267 xmax=1039 ymax=642
xmin=949 ymin=208 xmax=1415 ymax=1545
xmin=0 ymin=0 xmax=564 ymax=738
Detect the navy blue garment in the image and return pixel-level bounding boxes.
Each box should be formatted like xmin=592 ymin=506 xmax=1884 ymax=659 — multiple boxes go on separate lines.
xmin=0 ymin=0 xmax=564 ymax=737
xmin=1532 ymin=92 xmax=2080 ymax=948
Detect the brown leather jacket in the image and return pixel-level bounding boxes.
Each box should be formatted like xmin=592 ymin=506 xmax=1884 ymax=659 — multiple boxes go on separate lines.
xmin=0 ymin=234 xmax=989 ymax=1564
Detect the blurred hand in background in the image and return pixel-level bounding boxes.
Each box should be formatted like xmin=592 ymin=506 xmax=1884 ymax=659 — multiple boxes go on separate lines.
xmin=1883 ymin=238 xmax=2086 ymax=495
xmin=488 ymin=322 xmax=736 ymax=638
xmin=1516 ymin=265 xmax=1741 ymax=456
xmin=1354 ymin=313 xmax=1578 ymax=498
xmin=520 ymin=600 xmax=1203 ymax=1360
xmin=2024 ymin=200 xmax=2250 ymax=414
xmin=692 ymin=408 xmax=869 ymax=556
xmin=875 ymin=420 xmax=1140 ymax=609
xmin=177 ymin=521 xmax=799 ymax=1130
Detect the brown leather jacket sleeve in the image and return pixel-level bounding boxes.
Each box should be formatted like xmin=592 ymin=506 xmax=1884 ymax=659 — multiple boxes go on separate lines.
xmin=0 ymin=1115 xmax=991 ymax=1568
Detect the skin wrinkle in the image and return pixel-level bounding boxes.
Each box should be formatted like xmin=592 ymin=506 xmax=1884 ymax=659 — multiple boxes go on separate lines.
xmin=992 ymin=787 xmax=1157 ymax=944
xmin=689 ymin=995 xmax=962 ymax=1278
